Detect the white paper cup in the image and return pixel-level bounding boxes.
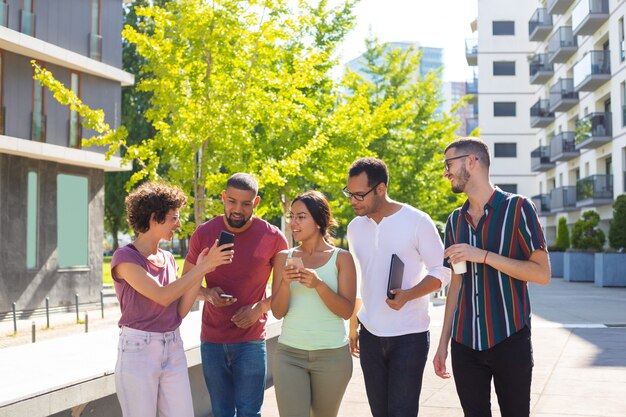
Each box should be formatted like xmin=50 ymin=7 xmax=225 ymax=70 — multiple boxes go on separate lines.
xmin=452 ymin=261 xmax=467 ymax=274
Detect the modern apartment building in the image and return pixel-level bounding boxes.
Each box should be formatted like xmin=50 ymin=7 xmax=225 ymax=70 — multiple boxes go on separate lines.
xmin=468 ymin=0 xmax=626 ymax=244
xmin=0 ymin=0 xmax=133 ymax=314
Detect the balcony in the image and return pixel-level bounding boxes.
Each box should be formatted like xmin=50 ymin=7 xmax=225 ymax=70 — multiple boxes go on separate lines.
xmin=465 ymin=77 xmax=477 ymax=104
xmin=0 ymin=1 xmax=8 ymax=27
xmin=31 ymin=113 xmax=46 ymax=142
xmin=576 ymin=174 xmax=613 ymax=207
xmin=548 ymin=27 xmax=577 ymax=64
xmin=572 ymin=0 xmax=609 ymax=37
xmin=530 ymin=99 xmax=555 ymax=128
xmin=465 ymin=39 xmax=478 ymax=66
xmin=20 ymin=9 xmax=34 ymax=36
xmin=573 ymin=50 xmax=610 ymax=92
xmin=529 ymin=8 xmax=553 ymax=41
xmin=89 ymin=33 xmax=103 ymax=61
xmin=549 ymin=132 xmax=579 ymax=162
xmin=529 ymin=54 xmax=554 ymax=84
xmin=575 ymin=112 xmax=612 ymax=150
xmin=548 ymin=0 xmax=574 ymax=15
xmin=531 ymin=146 xmax=556 ymax=172
xmin=531 ymin=194 xmax=551 ymax=215
xmin=549 ymin=78 xmax=579 ymax=112
xmin=550 ymin=186 xmax=578 ymax=212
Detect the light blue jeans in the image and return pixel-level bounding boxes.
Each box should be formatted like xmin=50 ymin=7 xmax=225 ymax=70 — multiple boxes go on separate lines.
xmin=201 ymin=339 xmax=267 ymax=417
xmin=115 ymin=326 xmax=193 ymax=417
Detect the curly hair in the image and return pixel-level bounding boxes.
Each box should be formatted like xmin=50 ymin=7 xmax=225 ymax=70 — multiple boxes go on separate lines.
xmin=125 ymin=182 xmax=187 ymax=234
xmin=292 ymin=190 xmax=338 ymax=242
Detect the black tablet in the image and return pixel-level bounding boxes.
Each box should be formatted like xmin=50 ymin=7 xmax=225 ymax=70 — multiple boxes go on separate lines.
xmin=387 ymin=254 xmax=405 ymax=300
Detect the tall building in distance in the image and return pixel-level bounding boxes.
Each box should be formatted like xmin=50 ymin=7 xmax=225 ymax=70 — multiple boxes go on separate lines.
xmin=0 ymin=0 xmax=133 ymax=314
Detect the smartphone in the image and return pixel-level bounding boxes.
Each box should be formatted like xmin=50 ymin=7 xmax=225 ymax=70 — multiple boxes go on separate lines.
xmin=219 ymin=293 xmax=234 ymax=299
xmin=285 ymin=257 xmax=304 ymax=269
xmin=218 ymin=230 xmax=235 ymax=251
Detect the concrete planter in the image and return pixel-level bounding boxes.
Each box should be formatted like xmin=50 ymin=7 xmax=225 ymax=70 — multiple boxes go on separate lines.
xmin=594 ymin=253 xmax=626 ymax=287
xmin=549 ymin=251 xmax=564 ymax=278
xmin=563 ymin=251 xmax=594 ymax=282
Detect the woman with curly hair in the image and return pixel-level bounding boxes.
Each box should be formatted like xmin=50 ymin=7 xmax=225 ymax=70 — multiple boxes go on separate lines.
xmin=111 ymin=181 xmax=233 ymax=417
xmin=271 ymin=190 xmax=357 ymax=417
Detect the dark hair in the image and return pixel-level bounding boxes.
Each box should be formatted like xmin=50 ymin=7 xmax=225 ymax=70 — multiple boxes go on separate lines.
xmin=292 ymin=190 xmax=337 ymax=242
xmin=444 ymin=136 xmax=491 ymax=168
xmin=348 ymin=157 xmax=389 ymax=187
xmin=226 ymin=173 xmax=258 ymax=195
xmin=125 ymin=182 xmax=187 ymax=234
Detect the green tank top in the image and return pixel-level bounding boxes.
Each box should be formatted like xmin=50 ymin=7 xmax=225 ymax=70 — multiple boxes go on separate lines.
xmin=278 ymin=247 xmax=348 ymax=350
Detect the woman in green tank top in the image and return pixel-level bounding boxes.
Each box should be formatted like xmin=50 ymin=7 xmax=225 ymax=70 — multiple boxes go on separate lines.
xmin=271 ymin=190 xmax=357 ymax=417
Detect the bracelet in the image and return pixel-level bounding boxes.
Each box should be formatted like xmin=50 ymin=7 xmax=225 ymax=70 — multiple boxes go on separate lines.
xmin=483 ymin=250 xmax=489 ymax=264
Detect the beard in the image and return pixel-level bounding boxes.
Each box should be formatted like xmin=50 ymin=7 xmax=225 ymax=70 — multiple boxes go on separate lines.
xmin=451 ymin=165 xmax=470 ymax=194
xmin=225 ymin=212 xmax=250 ymax=228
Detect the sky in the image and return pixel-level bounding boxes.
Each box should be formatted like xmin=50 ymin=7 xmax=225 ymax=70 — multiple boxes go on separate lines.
xmin=334 ymin=0 xmax=478 ymax=82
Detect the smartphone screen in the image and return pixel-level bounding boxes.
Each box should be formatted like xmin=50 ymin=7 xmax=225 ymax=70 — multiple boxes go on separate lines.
xmin=218 ymin=231 xmax=235 ymax=251
xmin=285 ymin=257 xmax=304 ymax=269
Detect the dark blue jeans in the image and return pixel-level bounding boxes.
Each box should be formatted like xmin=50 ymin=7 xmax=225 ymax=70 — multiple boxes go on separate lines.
xmin=359 ymin=325 xmax=430 ymax=417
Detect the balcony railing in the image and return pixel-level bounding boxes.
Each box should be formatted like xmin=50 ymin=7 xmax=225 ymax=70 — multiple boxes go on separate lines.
xmin=548 ymin=0 xmax=574 ymax=15
xmin=465 ymin=38 xmax=478 ymax=66
xmin=572 ymin=0 xmax=609 ymax=37
xmin=550 ymin=186 xmax=577 ymax=212
xmin=549 ymin=78 xmax=579 ymax=112
xmin=575 ymin=112 xmax=612 ymax=150
xmin=20 ymin=9 xmax=34 ymax=36
xmin=530 ymin=99 xmax=555 ymax=128
xmin=531 ymin=146 xmax=555 ymax=172
xmin=548 ymin=27 xmax=577 ymax=64
xmin=531 ymin=194 xmax=551 ymax=215
xmin=573 ymin=50 xmax=610 ymax=92
xmin=0 ymin=2 xmax=8 ymax=27
xmin=31 ymin=113 xmax=46 ymax=142
xmin=576 ymin=174 xmax=613 ymax=207
xmin=529 ymin=8 xmax=553 ymax=41
xmin=529 ymin=53 xmax=554 ymax=84
xmin=89 ymin=33 xmax=103 ymax=61
xmin=549 ymin=132 xmax=579 ymax=162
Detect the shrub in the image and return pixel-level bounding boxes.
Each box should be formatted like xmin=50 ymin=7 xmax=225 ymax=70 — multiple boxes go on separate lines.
xmin=554 ymin=217 xmax=570 ymax=251
xmin=571 ymin=210 xmax=605 ymax=251
xmin=608 ymin=194 xmax=626 ymax=250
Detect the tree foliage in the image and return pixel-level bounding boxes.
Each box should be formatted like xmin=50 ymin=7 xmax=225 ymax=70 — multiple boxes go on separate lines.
xmin=571 ymin=210 xmax=605 ymax=251
xmin=608 ymin=194 xmax=626 ymax=249
xmin=554 ymin=216 xmax=570 ymax=251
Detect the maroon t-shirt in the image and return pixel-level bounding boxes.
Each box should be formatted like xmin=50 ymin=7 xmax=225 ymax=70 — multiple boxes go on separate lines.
xmin=186 ymin=216 xmax=288 ymax=343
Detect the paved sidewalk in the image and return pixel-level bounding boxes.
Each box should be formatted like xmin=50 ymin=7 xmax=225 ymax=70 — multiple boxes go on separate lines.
xmin=262 ymin=278 xmax=626 ymax=417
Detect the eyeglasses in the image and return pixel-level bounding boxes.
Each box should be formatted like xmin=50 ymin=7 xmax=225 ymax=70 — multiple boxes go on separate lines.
xmin=342 ymin=182 xmax=381 ymax=201
xmin=444 ymin=154 xmax=475 ymax=171
xmin=285 ymin=213 xmax=308 ymax=223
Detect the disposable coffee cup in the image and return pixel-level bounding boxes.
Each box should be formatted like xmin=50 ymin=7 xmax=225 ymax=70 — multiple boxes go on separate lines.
xmin=452 ymin=261 xmax=467 ymax=275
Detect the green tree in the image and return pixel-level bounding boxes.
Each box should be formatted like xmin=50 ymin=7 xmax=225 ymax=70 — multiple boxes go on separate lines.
xmin=571 ymin=210 xmax=605 ymax=251
xmin=608 ymin=194 xmax=626 ymax=249
xmin=555 ymin=216 xmax=570 ymax=251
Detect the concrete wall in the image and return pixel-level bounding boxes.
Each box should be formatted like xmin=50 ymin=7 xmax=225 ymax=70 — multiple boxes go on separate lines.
xmin=0 ymin=154 xmax=104 ymax=314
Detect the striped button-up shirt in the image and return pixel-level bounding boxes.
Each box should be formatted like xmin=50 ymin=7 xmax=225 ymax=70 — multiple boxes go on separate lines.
xmin=444 ymin=188 xmax=546 ymax=351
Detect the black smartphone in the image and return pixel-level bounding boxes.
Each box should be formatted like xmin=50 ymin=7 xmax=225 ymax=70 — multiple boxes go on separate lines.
xmin=218 ymin=230 xmax=235 ymax=251
xmin=219 ymin=293 xmax=234 ymax=299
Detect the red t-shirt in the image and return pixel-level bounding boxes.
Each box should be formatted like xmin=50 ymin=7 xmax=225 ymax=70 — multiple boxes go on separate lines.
xmin=186 ymin=216 xmax=288 ymax=343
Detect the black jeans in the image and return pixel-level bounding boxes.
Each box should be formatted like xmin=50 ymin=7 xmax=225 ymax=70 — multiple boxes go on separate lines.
xmin=451 ymin=326 xmax=533 ymax=417
xmin=359 ymin=325 xmax=429 ymax=417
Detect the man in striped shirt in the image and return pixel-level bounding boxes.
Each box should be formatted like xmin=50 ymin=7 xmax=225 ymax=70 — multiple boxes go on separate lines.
xmin=433 ymin=137 xmax=551 ymax=417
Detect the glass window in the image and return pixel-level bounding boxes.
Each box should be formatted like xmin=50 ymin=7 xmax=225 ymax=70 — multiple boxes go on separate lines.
xmin=494 ymin=102 xmax=516 ymax=117
xmin=0 ymin=50 xmax=4 ymax=135
xmin=91 ymin=0 xmax=100 ymax=35
xmin=32 ymin=68 xmax=44 ymax=141
xmin=57 ymin=174 xmax=89 ymax=268
xmin=493 ymin=21 xmax=515 ymax=35
xmin=620 ymin=18 xmax=625 ymax=62
xmin=493 ymin=61 xmax=515 ymax=76
xmin=494 ymin=143 xmax=517 ymax=157
xmin=621 ymin=81 xmax=626 ymax=127
xmin=69 ymin=73 xmax=80 ymax=147
xmin=497 ymin=184 xmax=518 ymax=194
xmin=27 ymin=171 xmax=38 ymax=269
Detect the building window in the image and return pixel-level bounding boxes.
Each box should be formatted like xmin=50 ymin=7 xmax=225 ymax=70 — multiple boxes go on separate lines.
xmin=57 ymin=174 xmax=89 ymax=268
xmin=89 ymin=0 xmax=102 ymax=60
xmin=493 ymin=21 xmax=515 ymax=35
xmin=69 ymin=72 xmax=81 ymax=148
xmin=27 ymin=171 xmax=38 ymax=269
xmin=494 ymin=143 xmax=517 ymax=157
xmin=620 ymin=18 xmax=625 ymax=62
xmin=494 ymin=102 xmax=516 ymax=117
xmin=0 ymin=49 xmax=4 ymax=135
xmin=497 ymin=184 xmax=518 ymax=194
xmin=20 ymin=0 xmax=34 ymax=36
xmin=493 ymin=61 xmax=515 ymax=76
xmin=621 ymin=81 xmax=626 ymax=127
xmin=0 ymin=1 xmax=7 ymax=27
xmin=32 ymin=65 xmax=45 ymax=141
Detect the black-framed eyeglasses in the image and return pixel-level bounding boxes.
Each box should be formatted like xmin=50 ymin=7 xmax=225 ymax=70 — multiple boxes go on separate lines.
xmin=444 ymin=154 xmax=474 ymax=171
xmin=342 ymin=182 xmax=382 ymax=201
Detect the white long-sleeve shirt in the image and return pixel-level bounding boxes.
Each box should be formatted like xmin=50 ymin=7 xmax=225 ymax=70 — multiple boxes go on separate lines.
xmin=347 ymin=204 xmax=451 ymax=337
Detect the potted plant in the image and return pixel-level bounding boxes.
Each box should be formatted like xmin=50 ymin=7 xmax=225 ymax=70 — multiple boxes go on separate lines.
xmin=564 ymin=210 xmax=605 ymax=282
xmin=548 ymin=217 xmax=569 ymax=278
xmin=595 ymin=195 xmax=626 ymax=287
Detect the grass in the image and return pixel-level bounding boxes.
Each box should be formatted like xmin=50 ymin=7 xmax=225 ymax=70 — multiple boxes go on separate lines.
xmin=102 ymin=255 xmax=186 ymax=285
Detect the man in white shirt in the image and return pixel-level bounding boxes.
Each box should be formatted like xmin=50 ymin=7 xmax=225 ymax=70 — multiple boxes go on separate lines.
xmin=345 ymin=157 xmax=450 ymax=417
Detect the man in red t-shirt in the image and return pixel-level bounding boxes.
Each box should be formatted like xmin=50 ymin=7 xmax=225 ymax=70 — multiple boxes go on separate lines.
xmin=184 ymin=173 xmax=287 ymax=417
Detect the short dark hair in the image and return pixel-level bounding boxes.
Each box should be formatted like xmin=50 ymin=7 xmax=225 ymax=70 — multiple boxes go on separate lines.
xmin=226 ymin=173 xmax=258 ymax=195
xmin=292 ymin=190 xmax=338 ymax=242
xmin=348 ymin=157 xmax=389 ymax=187
xmin=125 ymin=182 xmax=187 ymax=234
xmin=445 ymin=137 xmax=491 ymax=168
